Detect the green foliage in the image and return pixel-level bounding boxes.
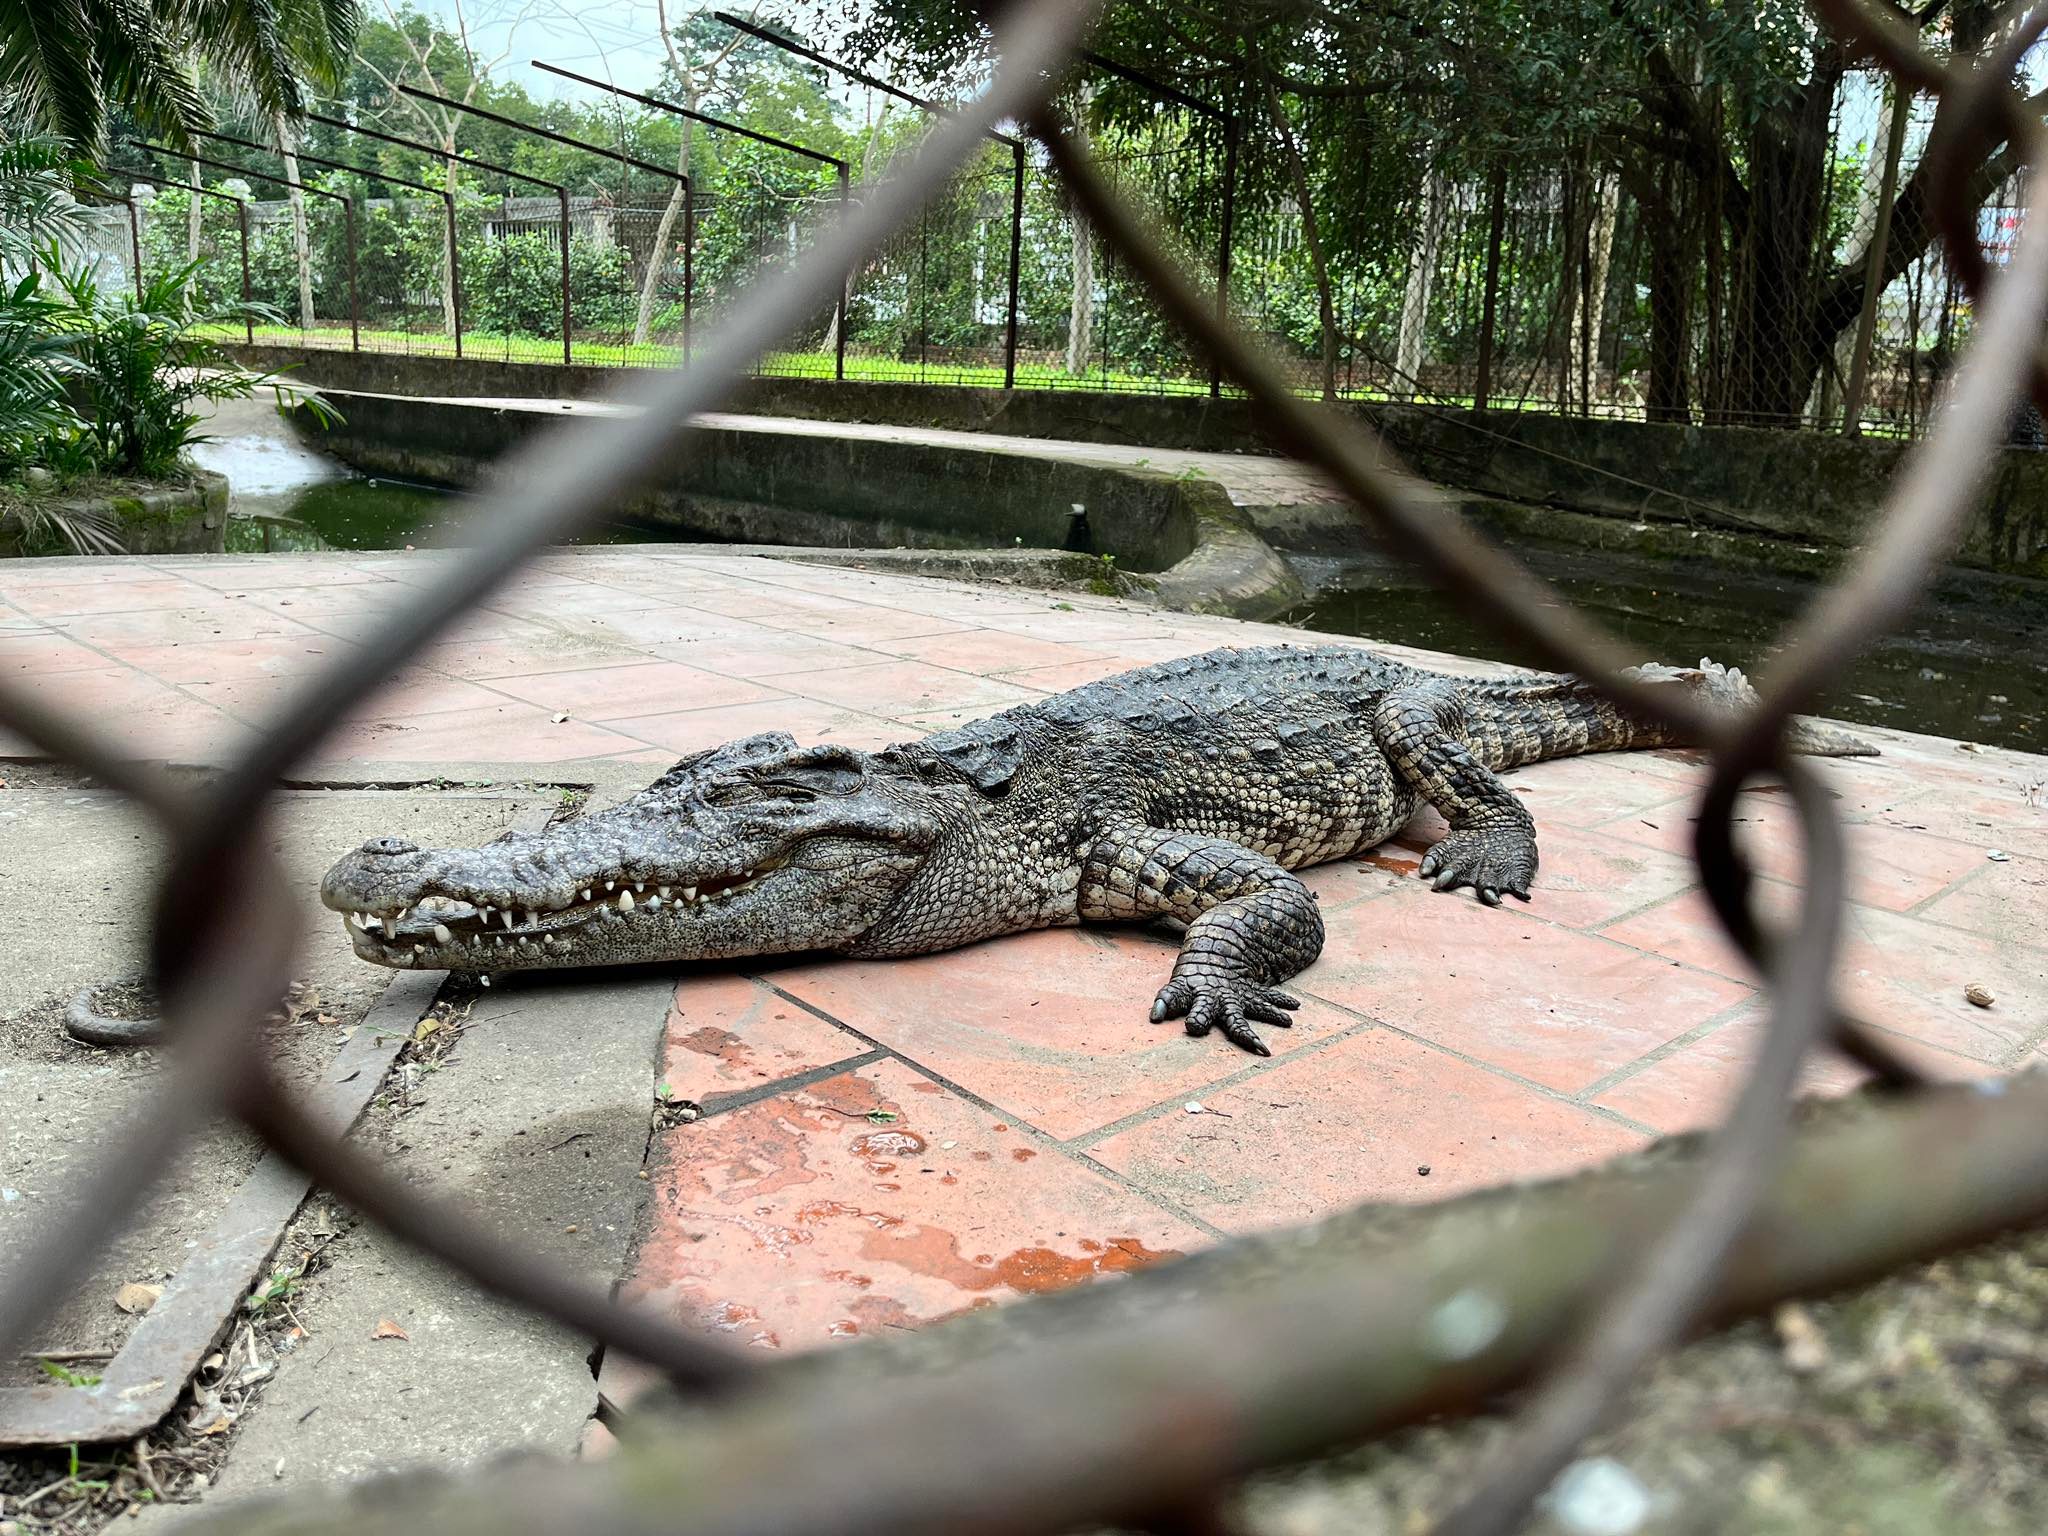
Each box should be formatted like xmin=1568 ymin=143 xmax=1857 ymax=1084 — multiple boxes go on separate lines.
xmin=39 ymin=251 xmax=320 ymax=479
xmin=36 ymin=1359 xmax=103 ymax=1388
xmin=465 ymin=231 xmax=631 ymax=339
xmin=0 ymin=269 xmax=83 ymax=470
xmin=0 ymin=0 xmax=358 ymax=154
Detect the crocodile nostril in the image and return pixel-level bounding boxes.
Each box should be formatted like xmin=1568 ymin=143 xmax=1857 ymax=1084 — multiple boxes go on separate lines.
xmin=360 ymin=837 xmax=419 ymax=857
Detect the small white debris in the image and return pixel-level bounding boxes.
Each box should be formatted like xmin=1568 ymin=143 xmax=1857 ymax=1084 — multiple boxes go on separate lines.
xmin=940 ymin=1140 xmax=957 ymax=1150
xmin=1987 ymin=848 xmax=2012 ymax=862
xmin=1423 ymin=1287 xmax=1507 ymax=1361
xmin=1547 ymin=1457 xmax=1651 ymax=1536
xmin=551 ymin=712 xmax=569 ymax=724
xmin=1 ymin=1188 xmax=18 ymax=1203
xmin=1184 ymin=1101 xmax=1203 ymax=1114
xmin=1965 ymin=983 xmax=1996 ymax=1008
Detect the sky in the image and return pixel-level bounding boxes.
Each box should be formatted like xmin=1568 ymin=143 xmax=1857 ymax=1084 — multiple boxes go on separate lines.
xmin=397 ymin=1 xmax=872 ymax=104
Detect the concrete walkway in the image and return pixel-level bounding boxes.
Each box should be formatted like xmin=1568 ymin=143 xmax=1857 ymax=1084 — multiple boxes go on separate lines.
xmin=5 ymin=547 xmax=2045 ymax=1370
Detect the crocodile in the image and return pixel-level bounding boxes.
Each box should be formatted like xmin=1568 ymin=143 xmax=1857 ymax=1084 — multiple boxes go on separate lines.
xmin=322 ymin=644 xmax=1872 ymax=1056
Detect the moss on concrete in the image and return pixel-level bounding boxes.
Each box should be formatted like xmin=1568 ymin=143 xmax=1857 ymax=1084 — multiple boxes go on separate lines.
xmin=0 ymin=469 xmax=228 ymax=557
xmin=239 ymin=344 xmax=2048 ymax=581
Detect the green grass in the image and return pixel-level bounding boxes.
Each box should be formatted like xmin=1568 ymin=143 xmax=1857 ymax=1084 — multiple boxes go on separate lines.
xmin=198 ymin=322 xmax=1914 ymax=433
xmin=199 ymin=322 xmax=1223 ymax=395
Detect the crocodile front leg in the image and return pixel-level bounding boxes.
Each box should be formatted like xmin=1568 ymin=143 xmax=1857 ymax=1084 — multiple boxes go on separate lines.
xmin=1374 ymin=685 xmax=1537 ymax=904
xmin=1081 ymin=825 xmax=1324 ymax=1057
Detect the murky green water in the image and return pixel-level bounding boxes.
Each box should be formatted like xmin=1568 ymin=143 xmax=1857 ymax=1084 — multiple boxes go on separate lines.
xmin=1290 ymin=547 xmax=2048 ymax=753
xmin=226 ymin=477 xmax=661 ymax=553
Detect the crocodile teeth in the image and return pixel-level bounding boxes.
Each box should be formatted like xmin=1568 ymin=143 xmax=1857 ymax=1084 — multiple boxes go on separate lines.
xmin=682 ymin=885 xmax=697 ymax=903
xmin=617 ymin=890 xmax=634 ymax=912
xmin=501 ymin=908 xmax=515 ymax=929
xmin=658 ymin=886 xmax=672 ymax=900
xmin=580 ymin=888 xmax=591 ymax=902
xmin=480 ymin=904 xmax=494 ymax=921
xmin=381 ymin=916 xmax=398 ymax=940
xmin=433 ymin=924 xmax=453 ymax=944
xmin=605 ymin=881 xmax=615 ymax=892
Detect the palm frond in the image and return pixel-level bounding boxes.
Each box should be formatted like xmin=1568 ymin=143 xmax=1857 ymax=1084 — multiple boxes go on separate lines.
xmin=0 ymin=0 xmax=104 ymax=151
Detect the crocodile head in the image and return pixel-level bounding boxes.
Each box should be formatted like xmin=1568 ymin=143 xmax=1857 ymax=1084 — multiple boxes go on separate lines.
xmin=321 ymin=733 xmax=943 ymax=973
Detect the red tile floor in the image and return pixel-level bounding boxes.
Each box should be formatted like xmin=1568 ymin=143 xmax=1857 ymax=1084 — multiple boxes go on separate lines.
xmin=6 ymin=546 xmax=2045 ymax=1368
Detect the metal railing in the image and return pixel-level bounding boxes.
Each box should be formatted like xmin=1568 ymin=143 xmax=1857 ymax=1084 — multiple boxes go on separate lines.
xmin=6 ymin=2 xmax=2048 ymax=1532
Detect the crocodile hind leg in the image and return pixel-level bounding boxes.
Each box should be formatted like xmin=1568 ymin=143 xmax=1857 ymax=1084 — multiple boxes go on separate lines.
xmin=1373 ymin=686 xmax=1537 ymax=905
xmin=1081 ymin=824 xmax=1324 ymax=1056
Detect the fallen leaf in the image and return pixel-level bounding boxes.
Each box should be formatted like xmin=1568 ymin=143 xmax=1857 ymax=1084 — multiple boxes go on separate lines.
xmin=197 ymin=1414 xmax=235 ymax=1436
xmin=370 ymin=1319 xmax=410 ymax=1341
xmin=115 ymin=1282 xmax=163 ymax=1315
xmin=1965 ymin=984 xmax=1996 ymax=1009
xmin=413 ymin=1017 xmax=441 ymax=1041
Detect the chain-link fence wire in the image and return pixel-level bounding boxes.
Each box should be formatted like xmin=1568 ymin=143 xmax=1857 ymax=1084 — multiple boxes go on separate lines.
xmin=5 ymin=2 xmax=2048 ymax=1532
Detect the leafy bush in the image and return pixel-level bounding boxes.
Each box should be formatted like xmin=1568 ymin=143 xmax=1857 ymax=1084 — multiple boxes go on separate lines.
xmin=42 ymin=254 xmax=331 ymax=479
xmin=464 ymin=231 xmax=632 ymax=339
xmin=0 ymin=270 xmax=81 ymax=470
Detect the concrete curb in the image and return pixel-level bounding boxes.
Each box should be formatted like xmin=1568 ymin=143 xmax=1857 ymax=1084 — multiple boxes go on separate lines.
xmin=284 ymin=390 xmax=1305 ymax=624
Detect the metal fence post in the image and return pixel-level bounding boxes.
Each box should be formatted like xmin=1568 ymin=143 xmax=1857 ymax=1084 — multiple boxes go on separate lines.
xmin=558 ymin=189 xmax=573 ymax=366
xmin=345 ymin=198 xmax=360 ymax=352
xmin=445 ymin=191 xmax=465 ymax=359
xmin=127 ymin=196 xmax=144 ymax=302
xmin=237 ymin=202 xmax=254 ymax=345
xmin=1475 ymin=164 xmax=1506 ymax=411
xmin=1006 ymin=143 xmax=1025 ymax=389
xmin=837 ymin=165 xmax=851 ymax=382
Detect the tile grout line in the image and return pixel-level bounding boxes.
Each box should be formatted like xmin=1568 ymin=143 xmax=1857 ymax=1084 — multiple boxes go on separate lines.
xmin=1569 ymin=996 xmax=1761 ymax=1105
xmin=754 ymin=977 xmax=1232 ymax=1243
xmin=1058 ymin=1007 xmax=1391 ymax=1153
xmin=1291 ymin=987 xmax=1666 ymax=1141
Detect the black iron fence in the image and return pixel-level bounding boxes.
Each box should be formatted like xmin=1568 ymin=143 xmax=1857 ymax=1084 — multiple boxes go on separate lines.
xmin=8 ymin=2 xmax=2048 ymax=1532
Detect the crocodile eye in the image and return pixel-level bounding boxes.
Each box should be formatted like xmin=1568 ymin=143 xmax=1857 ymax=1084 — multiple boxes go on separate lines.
xmin=702 ymin=782 xmax=758 ymax=807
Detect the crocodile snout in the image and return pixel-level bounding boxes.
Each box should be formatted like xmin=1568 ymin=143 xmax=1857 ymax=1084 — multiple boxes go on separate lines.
xmin=358 ymin=837 xmax=419 ymax=857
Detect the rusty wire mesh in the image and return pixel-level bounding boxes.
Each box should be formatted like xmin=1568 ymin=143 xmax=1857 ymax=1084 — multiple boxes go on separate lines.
xmin=5 ymin=1 xmax=2048 ymax=1532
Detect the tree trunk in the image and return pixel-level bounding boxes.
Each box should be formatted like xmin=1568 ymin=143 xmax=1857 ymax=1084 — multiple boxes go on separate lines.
xmin=1715 ymin=79 xmax=1839 ymax=425
xmin=275 ymin=113 xmax=316 ymax=330
xmin=1634 ymin=159 xmax=1694 ymax=423
xmin=1264 ymin=77 xmax=1336 ymax=400
xmin=1064 ymin=89 xmax=1097 ymax=377
xmin=1569 ymin=173 xmax=1620 ymax=413
xmin=185 ymin=159 xmax=202 ymax=299
xmin=633 ymin=119 xmax=695 ymax=347
xmin=1820 ymin=88 xmax=1897 ymax=425
xmin=1396 ymin=164 xmax=1442 ymax=400
xmin=441 ymin=154 xmax=460 ymax=337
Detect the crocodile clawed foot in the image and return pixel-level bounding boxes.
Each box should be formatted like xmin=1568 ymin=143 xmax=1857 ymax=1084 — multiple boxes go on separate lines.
xmin=1150 ymin=973 xmax=1299 ymax=1056
xmin=1418 ymin=827 xmax=1537 ymax=906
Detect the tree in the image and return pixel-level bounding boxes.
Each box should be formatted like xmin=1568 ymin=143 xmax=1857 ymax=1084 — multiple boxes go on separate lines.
xmin=351 ymin=0 xmax=528 ymax=335
xmin=630 ymin=2 xmax=755 ymax=348
xmin=850 ymin=0 xmax=2031 ymax=425
xmin=0 ymin=0 xmax=357 ymax=154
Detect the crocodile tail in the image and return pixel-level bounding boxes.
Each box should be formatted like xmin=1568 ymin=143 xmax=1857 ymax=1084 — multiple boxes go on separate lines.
xmin=1462 ymin=672 xmax=1662 ymax=770
xmin=1466 ymin=659 xmax=1878 ymax=770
